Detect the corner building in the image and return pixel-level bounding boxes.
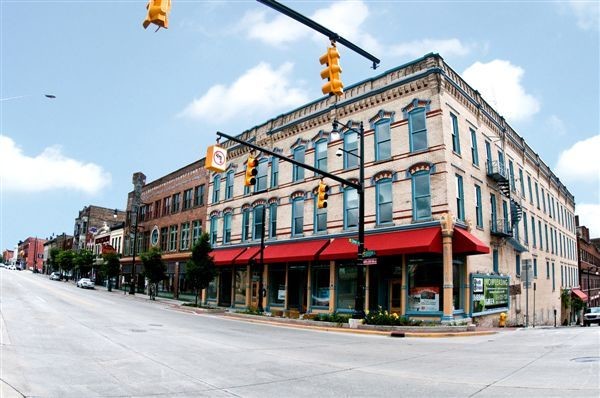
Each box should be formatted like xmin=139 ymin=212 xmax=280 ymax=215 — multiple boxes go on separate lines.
xmin=206 ymin=54 xmax=577 ymax=326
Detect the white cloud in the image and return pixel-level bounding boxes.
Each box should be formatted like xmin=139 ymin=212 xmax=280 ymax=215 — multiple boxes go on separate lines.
xmin=555 ymin=134 xmax=600 ymax=183
xmin=576 ymin=203 xmax=600 ymax=238
xmin=179 ymin=62 xmax=309 ymax=124
xmin=0 ymin=136 xmax=111 ymax=194
xmin=567 ymin=1 xmax=599 ymax=30
xmin=389 ymin=39 xmax=471 ymax=59
xmin=462 ymin=60 xmax=541 ymax=122
xmin=237 ymin=1 xmax=469 ymax=60
xmin=546 ymin=115 xmax=567 ymax=136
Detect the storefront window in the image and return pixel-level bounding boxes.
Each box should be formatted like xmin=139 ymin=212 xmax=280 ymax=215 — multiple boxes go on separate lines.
xmin=336 ymin=264 xmax=356 ymax=311
xmin=269 ymin=265 xmax=286 ymax=306
xmin=407 ymin=255 xmax=443 ymax=312
xmin=206 ymin=276 xmax=217 ymax=301
xmin=234 ymin=268 xmax=247 ymax=304
xmin=453 ymin=258 xmax=465 ymax=312
xmin=311 ymin=265 xmax=330 ymax=307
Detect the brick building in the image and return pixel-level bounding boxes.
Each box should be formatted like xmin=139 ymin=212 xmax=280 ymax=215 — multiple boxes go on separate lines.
xmin=204 ymin=53 xmax=577 ymax=326
xmin=576 ymin=218 xmax=600 ymax=308
xmin=2 ymin=249 xmax=14 ymax=264
xmin=42 ymin=233 xmax=74 ymax=274
xmin=120 ymin=161 xmax=209 ymax=298
xmin=73 ymin=206 xmax=126 ymax=252
xmin=18 ymin=237 xmax=46 ymax=272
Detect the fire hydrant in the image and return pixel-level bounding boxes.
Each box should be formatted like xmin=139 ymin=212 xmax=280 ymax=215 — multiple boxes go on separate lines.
xmin=499 ymin=312 xmax=507 ymax=327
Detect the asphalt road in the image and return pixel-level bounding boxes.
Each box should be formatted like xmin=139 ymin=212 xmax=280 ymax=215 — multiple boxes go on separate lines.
xmin=1 ymin=268 xmax=599 ymax=398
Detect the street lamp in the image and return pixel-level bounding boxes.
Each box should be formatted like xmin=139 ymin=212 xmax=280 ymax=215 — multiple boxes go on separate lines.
xmin=331 ymin=119 xmax=365 ymax=319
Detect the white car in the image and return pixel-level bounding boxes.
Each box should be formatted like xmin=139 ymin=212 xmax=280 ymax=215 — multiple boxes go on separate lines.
xmin=8 ymin=265 xmax=17 ymax=270
xmin=76 ymin=278 xmax=94 ymax=289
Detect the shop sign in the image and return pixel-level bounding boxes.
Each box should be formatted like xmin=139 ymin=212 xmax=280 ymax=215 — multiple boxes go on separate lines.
xmin=408 ymin=286 xmax=440 ymax=312
xmin=471 ymin=274 xmax=510 ymax=316
xmin=363 ymin=258 xmax=377 ymax=265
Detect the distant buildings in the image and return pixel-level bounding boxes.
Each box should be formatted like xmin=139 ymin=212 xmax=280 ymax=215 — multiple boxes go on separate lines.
xmin=72 ymin=205 xmax=126 ymax=252
xmin=576 ymin=218 xmax=600 ymax=308
xmin=17 ymin=237 xmax=46 ymax=272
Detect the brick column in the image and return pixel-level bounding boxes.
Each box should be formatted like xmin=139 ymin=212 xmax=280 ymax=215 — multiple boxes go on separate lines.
xmin=441 ymin=213 xmax=455 ymax=322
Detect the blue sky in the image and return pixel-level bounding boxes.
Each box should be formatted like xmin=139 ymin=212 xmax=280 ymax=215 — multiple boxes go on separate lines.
xmin=1 ymin=0 xmax=599 ymax=251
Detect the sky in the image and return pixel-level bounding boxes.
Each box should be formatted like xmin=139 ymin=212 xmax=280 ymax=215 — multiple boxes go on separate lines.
xmin=1 ymin=0 xmax=599 ymax=252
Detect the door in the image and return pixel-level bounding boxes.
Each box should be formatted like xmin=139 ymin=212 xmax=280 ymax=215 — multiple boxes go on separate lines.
xmin=390 ymin=279 xmax=402 ymax=314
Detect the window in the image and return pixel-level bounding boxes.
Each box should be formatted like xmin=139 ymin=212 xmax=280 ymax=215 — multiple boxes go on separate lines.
xmin=490 ymin=194 xmax=498 ymax=232
xmin=180 ymin=222 xmax=190 ymax=250
xmin=270 ymin=158 xmax=279 ymax=188
xmin=160 ymin=227 xmax=168 ymax=251
xmin=485 ymin=141 xmax=493 ymax=173
xmin=314 ymin=198 xmax=327 ymax=233
xmin=311 ymin=265 xmax=330 ymax=307
xmin=291 ymin=198 xmax=304 ymax=236
xmin=183 ymin=189 xmax=193 ymax=210
xmin=292 ymin=146 xmax=305 ymax=182
xmin=450 ymin=113 xmax=461 ymax=154
xmin=344 ymin=187 xmax=359 ymax=229
xmin=546 ymin=261 xmax=550 ymax=279
xmin=545 ymin=224 xmax=549 ymax=252
xmin=343 ymin=131 xmax=359 ymax=168
xmin=516 ymin=254 xmax=521 ymax=276
xmin=375 ymin=119 xmax=391 ymax=160
xmin=154 ymin=199 xmax=161 ymax=218
xmin=519 ymin=169 xmax=525 ymax=198
xmin=493 ymin=249 xmax=499 ymax=273
xmin=541 ymin=188 xmax=546 ymax=213
xmin=222 ymin=213 xmax=232 ymax=244
xmin=212 ymin=175 xmax=221 ymax=203
xmin=509 ymin=160 xmax=515 ymax=191
xmin=409 ymin=108 xmax=427 ymax=152
xmin=475 ymin=185 xmax=483 ymax=228
xmin=315 ymin=139 xmax=328 ymax=172
xmin=412 ymin=172 xmax=431 ymax=221
xmin=255 ymin=160 xmax=268 ymax=192
xmin=523 ymin=212 xmax=528 ymax=244
xmin=527 ymin=176 xmax=533 ymax=204
xmin=225 ymin=170 xmax=234 ymax=200
xmin=533 ymin=258 xmax=538 ymax=278
xmin=169 ymin=225 xmax=178 ymax=252
xmin=455 ymin=174 xmax=465 ymax=221
xmin=534 ymin=182 xmax=540 ymax=209
xmin=470 ymin=128 xmax=479 ymax=165
xmin=171 ymin=193 xmax=181 ymax=213
xmin=269 ymin=203 xmax=277 ymax=238
xmin=242 ymin=209 xmax=251 ymax=242
xmin=210 ymin=216 xmax=218 ymax=245
xmin=253 ymin=206 xmax=264 ymax=240
xmin=194 ymin=184 xmax=205 ymax=207
xmin=192 ymin=220 xmax=201 ymax=244
xmin=376 ymin=179 xmax=393 ymax=224
xmin=502 ymin=201 xmax=509 ymax=233
xmin=538 ymin=220 xmax=543 ymax=250
xmin=531 ymin=216 xmax=537 ymax=247
xmin=163 ymin=196 xmax=171 ymax=216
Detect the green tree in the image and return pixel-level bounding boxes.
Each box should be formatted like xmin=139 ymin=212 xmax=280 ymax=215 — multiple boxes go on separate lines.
xmin=75 ymin=249 xmax=95 ymax=278
xmin=57 ymin=250 xmax=76 ymax=281
xmin=48 ymin=248 xmax=61 ymax=272
xmin=185 ymin=233 xmax=216 ymax=306
xmin=100 ymin=252 xmax=121 ymax=292
xmin=140 ymin=247 xmax=166 ymax=300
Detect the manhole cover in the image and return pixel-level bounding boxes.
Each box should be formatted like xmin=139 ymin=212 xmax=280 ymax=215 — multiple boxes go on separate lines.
xmin=130 ymin=329 xmax=147 ymax=333
xmin=571 ymin=357 xmax=600 ymax=363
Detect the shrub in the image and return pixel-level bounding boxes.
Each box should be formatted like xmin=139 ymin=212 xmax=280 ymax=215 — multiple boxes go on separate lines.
xmin=364 ymin=306 xmax=422 ymax=326
xmin=314 ymin=313 xmax=352 ymax=324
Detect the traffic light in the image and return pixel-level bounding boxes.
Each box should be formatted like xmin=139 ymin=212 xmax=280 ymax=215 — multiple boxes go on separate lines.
xmin=317 ymin=180 xmax=329 ymax=209
xmin=143 ymin=0 xmax=171 ymax=30
xmin=319 ymin=46 xmax=343 ymax=96
xmin=245 ymin=156 xmax=258 ymax=186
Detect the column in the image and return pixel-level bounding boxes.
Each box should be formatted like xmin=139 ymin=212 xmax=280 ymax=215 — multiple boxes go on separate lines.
xmin=401 ymin=255 xmax=407 ymax=315
xmin=173 ymin=262 xmax=180 ymax=299
xmin=329 ymin=261 xmax=336 ymax=313
xmin=441 ymin=213 xmax=455 ymax=322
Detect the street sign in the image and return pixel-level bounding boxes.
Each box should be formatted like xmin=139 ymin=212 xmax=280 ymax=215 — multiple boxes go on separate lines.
xmin=363 ymin=250 xmax=376 ymax=258
xmin=363 ymin=258 xmax=377 ymax=265
xmin=205 ymin=145 xmax=227 ymax=173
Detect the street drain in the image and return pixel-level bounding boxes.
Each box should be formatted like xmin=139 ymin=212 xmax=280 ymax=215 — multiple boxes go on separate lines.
xmin=570 ymin=357 xmax=600 ymax=363
xmin=130 ymin=329 xmax=147 ymax=333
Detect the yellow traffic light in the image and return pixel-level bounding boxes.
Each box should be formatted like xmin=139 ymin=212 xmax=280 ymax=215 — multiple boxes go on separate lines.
xmin=143 ymin=0 xmax=171 ymax=30
xmin=317 ymin=180 xmax=329 ymax=209
xmin=319 ymin=46 xmax=343 ymax=96
xmin=245 ymin=156 xmax=258 ymax=186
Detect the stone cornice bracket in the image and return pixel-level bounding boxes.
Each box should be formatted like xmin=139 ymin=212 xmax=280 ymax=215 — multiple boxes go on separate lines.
xmin=440 ymin=212 xmax=455 ymax=237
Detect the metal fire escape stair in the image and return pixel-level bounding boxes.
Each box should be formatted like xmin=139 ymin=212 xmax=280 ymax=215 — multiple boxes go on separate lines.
xmin=487 ymin=160 xmax=523 ymax=237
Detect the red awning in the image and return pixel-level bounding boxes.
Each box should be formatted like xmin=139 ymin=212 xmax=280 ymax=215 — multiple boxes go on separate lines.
xmin=262 ymin=239 xmax=329 ymax=263
xmin=572 ymin=289 xmax=588 ymax=301
xmin=234 ymin=246 xmax=261 ymax=265
xmin=211 ymin=247 xmax=246 ymax=266
xmin=319 ymin=227 xmax=443 ymax=261
xmin=452 ymin=227 xmax=490 ymax=255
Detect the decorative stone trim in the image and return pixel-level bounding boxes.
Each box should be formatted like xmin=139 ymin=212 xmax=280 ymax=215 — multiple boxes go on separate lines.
xmin=267 ymin=197 xmax=280 ymax=205
xmin=311 ymin=130 xmax=331 ymax=145
xmin=252 ymin=199 xmax=267 ymax=207
xmin=290 ymin=137 xmax=309 ymax=151
xmin=290 ymin=190 xmax=306 ymax=200
xmin=222 ymin=207 xmax=234 ymax=215
xmin=369 ymin=109 xmax=396 ymax=126
xmin=241 ymin=203 xmax=252 ymax=211
xmin=407 ymin=162 xmax=435 ymax=177
xmin=401 ymin=98 xmax=431 ymax=118
xmin=209 ymin=210 xmax=221 ymax=218
xmin=371 ymin=170 xmax=395 ymax=184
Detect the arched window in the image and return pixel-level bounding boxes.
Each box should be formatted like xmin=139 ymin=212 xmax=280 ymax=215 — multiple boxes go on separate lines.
xmin=408 ymin=108 xmax=427 ymax=152
xmin=376 ymin=179 xmax=393 ymax=225
xmin=242 ymin=208 xmax=251 ymax=242
xmin=253 ymin=205 xmax=265 ymax=240
xmin=222 ymin=212 xmax=232 ymax=244
xmin=255 ymin=159 xmax=268 ymax=192
xmin=343 ymin=131 xmax=358 ymax=169
xmin=225 ymin=170 xmax=234 ymax=200
xmin=268 ymin=202 xmax=278 ymax=239
xmin=291 ymin=197 xmax=304 ymax=236
xmin=411 ymin=170 xmax=431 ymax=221
xmin=343 ymin=187 xmax=358 ymax=229
xmin=314 ymin=139 xmax=328 ymax=172
xmin=292 ymin=146 xmax=305 ymax=182
xmin=374 ymin=119 xmax=391 ymax=160
xmin=314 ymin=194 xmax=327 ymax=233
xmin=209 ymin=215 xmax=218 ymax=245
xmin=270 ymin=157 xmax=279 ymax=188
xmin=212 ymin=175 xmax=221 ymax=204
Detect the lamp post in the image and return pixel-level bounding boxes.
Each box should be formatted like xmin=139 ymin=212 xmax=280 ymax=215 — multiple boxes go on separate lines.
xmin=129 ymin=209 xmax=139 ymax=295
xmin=332 ymin=120 xmax=365 ymax=319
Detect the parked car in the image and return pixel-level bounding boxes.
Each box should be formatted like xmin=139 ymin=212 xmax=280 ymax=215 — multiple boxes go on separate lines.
xmin=8 ymin=265 xmax=17 ymax=270
xmin=76 ymin=278 xmax=94 ymax=289
xmin=583 ymin=307 xmax=600 ymax=326
xmin=49 ymin=272 xmax=61 ymax=281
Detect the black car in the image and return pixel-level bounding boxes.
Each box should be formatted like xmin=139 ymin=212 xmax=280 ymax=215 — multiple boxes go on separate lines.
xmin=583 ymin=307 xmax=600 ymax=326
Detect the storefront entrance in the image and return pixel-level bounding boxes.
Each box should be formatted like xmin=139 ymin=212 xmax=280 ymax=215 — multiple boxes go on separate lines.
xmin=390 ymin=279 xmax=402 ymax=314
xmin=288 ymin=266 xmax=307 ymax=313
xmin=218 ymin=269 xmax=232 ymax=307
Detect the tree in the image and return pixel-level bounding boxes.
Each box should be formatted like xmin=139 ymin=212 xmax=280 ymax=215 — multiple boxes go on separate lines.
xmin=75 ymin=249 xmax=95 ymax=278
xmin=48 ymin=248 xmax=61 ymax=272
xmin=140 ymin=247 xmax=166 ymax=300
xmin=100 ymin=252 xmax=121 ymax=292
xmin=185 ymin=233 xmax=216 ymax=306
xmin=57 ymin=250 xmax=75 ymax=281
